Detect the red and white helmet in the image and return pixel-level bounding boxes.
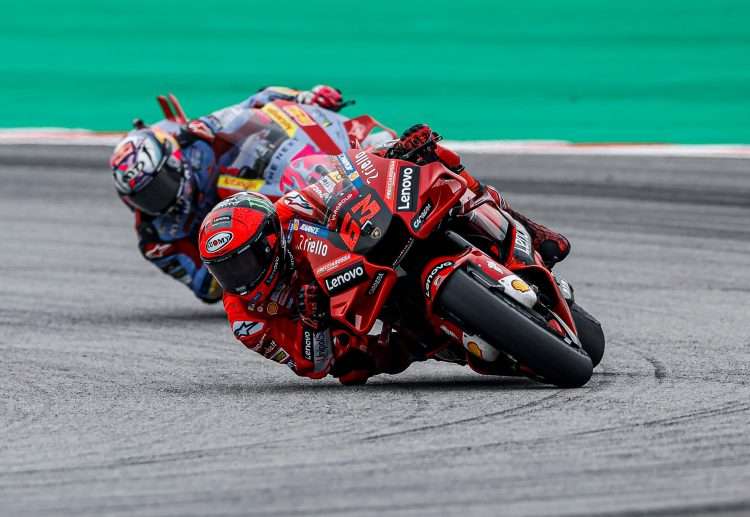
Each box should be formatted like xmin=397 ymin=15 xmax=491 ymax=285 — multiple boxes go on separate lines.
xmin=110 ymin=128 xmax=190 ymax=215
xmin=199 ymin=192 xmax=288 ymax=300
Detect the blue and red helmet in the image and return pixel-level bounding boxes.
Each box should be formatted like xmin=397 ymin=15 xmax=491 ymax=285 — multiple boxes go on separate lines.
xmin=199 ymin=192 xmax=288 ymax=300
xmin=110 ymin=128 xmax=191 ymax=215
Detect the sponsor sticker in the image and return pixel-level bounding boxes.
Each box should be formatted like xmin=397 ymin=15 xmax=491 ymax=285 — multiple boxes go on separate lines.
xmin=296 ymin=234 xmax=329 ymax=257
xmin=232 ymin=321 xmax=265 ymax=338
xmin=367 ymin=271 xmax=387 ymax=296
xmin=271 ymin=349 xmax=290 ymax=363
xmin=353 ymin=151 xmax=378 ymax=184
xmin=297 ymin=221 xmax=326 ymax=236
xmin=411 ymin=201 xmax=434 ymax=231
xmin=396 ymin=165 xmax=420 ymax=212
xmin=324 ymin=261 xmax=366 ymax=295
xmin=424 ymin=261 xmax=454 ymax=299
xmin=111 ymin=141 xmax=135 ymax=167
xmin=217 ymin=175 xmax=265 ymax=192
xmin=327 ymin=191 xmax=355 ymax=226
xmin=302 ymin=327 xmax=314 ymax=362
xmin=385 ymin=160 xmax=397 ymax=201
xmin=336 ymin=154 xmax=356 ymax=173
xmin=514 ymin=224 xmax=533 ymax=257
xmin=144 ymin=243 xmax=173 ymax=259
xmin=284 ymin=192 xmax=314 ymax=214
xmin=283 ymin=104 xmax=315 ymax=126
xmin=210 ymin=214 xmax=232 ymax=228
xmin=313 ymin=330 xmax=333 ymax=372
xmin=205 ymin=231 xmax=233 ymax=253
xmin=315 ymin=253 xmax=352 ymax=275
xmin=511 ymin=278 xmax=530 ymax=293
xmin=262 ymin=104 xmax=297 ymax=137
xmin=462 ymin=332 xmax=500 ymax=362
xmin=264 ymin=255 xmax=281 ymax=285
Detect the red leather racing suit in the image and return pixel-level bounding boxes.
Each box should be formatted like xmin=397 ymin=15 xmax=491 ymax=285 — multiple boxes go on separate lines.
xmin=221 ymin=195 xmax=408 ymax=384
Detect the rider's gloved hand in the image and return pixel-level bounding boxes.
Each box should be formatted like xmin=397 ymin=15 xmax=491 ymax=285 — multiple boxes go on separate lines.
xmin=297 ymin=85 xmax=344 ymax=111
xmin=386 ymin=124 xmax=441 ymax=165
xmin=198 ymin=276 xmax=223 ymax=304
xmin=176 ymin=119 xmax=216 ymax=147
xmin=297 ymin=284 xmax=328 ymax=330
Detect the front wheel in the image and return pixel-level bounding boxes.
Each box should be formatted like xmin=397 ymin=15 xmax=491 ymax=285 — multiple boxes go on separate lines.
xmin=570 ymin=303 xmax=605 ymax=367
xmin=438 ymin=270 xmax=593 ymax=387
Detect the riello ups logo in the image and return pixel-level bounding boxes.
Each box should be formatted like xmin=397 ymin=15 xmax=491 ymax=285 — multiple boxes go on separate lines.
xmin=324 ymin=261 xmax=366 ymax=295
xmin=396 ymin=165 xmax=420 ymax=212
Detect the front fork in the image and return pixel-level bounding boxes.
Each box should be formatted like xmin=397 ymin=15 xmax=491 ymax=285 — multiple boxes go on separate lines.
xmin=420 ymin=231 xmax=578 ymax=364
xmin=419 ymin=234 xmax=537 ymax=362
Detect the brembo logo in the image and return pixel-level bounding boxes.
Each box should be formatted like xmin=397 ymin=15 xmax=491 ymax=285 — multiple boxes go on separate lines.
xmin=324 ymin=261 xmax=366 ymax=295
xmin=396 ymin=166 xmax=420 ymax=212
xmin=205 ymin=231 xmax=233 ymax=253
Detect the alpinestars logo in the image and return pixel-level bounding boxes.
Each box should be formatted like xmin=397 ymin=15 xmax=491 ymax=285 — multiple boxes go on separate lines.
xmin=284 ymin=192 xmax=314 ymax=214
xmin=424 ymin=261 xmax=454 ymax=299
xmin=396 ymin=166 xmax=420 ymax=212
xmin=324 ymin=261 xmax=366 ymax=295
xmin=233 ymin=321 xmax=265 ymax=338
xmin=411 ymin=201 xmax=433 ymax=231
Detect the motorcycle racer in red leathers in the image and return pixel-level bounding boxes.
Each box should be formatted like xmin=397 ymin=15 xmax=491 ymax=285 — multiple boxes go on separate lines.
xmin=110 ymin=85 xmax=361 ymax=303
xmin=198 ymin=125 xmax=573 ymax=383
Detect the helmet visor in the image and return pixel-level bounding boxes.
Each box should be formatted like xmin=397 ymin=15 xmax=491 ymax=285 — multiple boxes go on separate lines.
xmin=204 ymin=236 xmax=277 ymax=295
xmin=128 ymin=164 xmax=184 ymax=215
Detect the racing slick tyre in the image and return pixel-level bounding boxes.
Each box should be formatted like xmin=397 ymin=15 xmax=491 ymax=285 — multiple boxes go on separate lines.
xmin=437 ymin=270 xmax=593 ymax=388
xmin=570 ymin=303 xmax=605 ymax=368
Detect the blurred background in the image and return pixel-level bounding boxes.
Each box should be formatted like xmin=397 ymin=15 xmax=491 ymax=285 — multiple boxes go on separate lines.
xmin=2 ymin=0 xmax=749 ymax=142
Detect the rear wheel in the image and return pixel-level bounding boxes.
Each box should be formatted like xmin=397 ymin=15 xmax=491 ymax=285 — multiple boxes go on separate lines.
xmin=438 ymin=270 xmax=593 ymax=387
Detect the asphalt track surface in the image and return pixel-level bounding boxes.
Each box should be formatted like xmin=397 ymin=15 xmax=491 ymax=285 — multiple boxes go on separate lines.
xmin=1 ymin=145 xmax=749 ymax=516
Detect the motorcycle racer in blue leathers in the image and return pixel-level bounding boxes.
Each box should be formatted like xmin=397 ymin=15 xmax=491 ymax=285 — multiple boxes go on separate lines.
xmin=109 ymin=85 xmax=382 ymax=303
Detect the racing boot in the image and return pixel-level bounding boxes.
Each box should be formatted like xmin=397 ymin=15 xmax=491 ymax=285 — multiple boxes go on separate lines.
xmin=481 ymin=186 xmax=571 ymax=269
xmin=505 ymin=206 xmax=571 ymax=269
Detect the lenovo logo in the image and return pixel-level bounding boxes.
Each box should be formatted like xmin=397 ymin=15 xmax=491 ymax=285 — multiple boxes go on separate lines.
xmin=396 ymin=166 xmax=419 ymax=212
xmin=324 ymin=261 xmax=366 ymax=295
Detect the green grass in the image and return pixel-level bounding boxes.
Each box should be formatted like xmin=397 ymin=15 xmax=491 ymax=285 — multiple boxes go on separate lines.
xmin=2 ymin=0 xmax=749 ymax=142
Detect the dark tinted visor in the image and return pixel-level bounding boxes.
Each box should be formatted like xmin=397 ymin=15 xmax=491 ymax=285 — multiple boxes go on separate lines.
xmin=128 ymin=165 xmax=184 ymax=215
xmin=204 ymin=236 xmax=277 ymax=295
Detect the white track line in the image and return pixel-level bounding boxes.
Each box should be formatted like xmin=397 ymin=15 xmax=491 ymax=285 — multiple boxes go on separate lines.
xmin=2 ymin=129 xmax=750 ymax=159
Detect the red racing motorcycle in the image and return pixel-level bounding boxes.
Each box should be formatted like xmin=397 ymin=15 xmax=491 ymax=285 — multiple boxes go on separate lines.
xmin=285 ymin=146 xmax=605 ymax=388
